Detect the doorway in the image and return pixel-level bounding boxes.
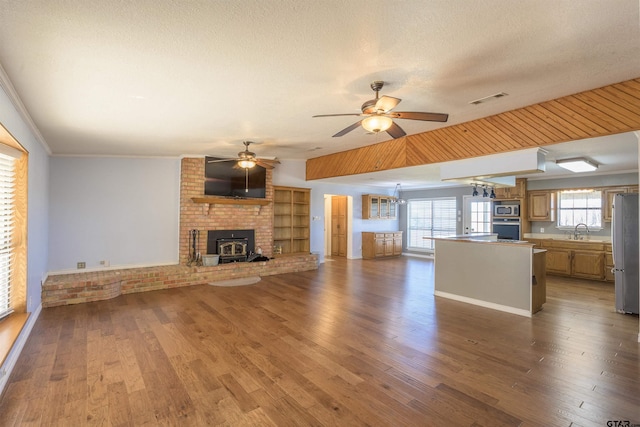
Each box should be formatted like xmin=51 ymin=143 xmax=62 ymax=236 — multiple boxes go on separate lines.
xmin=462 ymin=195 xmax=492 ymax=235
xmin=324 ymin=194 xmax=352 ymax=259
xmin=331 ymin=195 xmax=347 ymax=257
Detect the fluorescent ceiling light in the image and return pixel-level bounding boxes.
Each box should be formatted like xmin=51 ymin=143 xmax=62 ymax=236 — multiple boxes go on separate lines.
xmin=555 ymin=158 xmax=598 ymax=173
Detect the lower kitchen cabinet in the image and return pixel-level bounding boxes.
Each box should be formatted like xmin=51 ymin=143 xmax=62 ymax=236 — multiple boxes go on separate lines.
xmin=605 ymin=244 xmax=614 ymax=281
xmin=571 ymin=250 xmax=605 ymax=280
xmin=362 ymin=232 xmax=402 ymax=259
xmin=533 ymin=239 xmax=609 ymax=281
xmin=545 ymin=248 xmax=572 ymax=275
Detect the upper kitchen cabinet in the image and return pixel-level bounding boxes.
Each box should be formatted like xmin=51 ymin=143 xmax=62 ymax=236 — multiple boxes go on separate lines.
xmin=362 ymin=194 xmax=397 ymax=220
xmin=494 ymin=178 xmax=526 ymax=200
xmin=528 ymin=190 xmax=556 ymax=221
xmin=603 ymin=186 xmax=638 ymax=221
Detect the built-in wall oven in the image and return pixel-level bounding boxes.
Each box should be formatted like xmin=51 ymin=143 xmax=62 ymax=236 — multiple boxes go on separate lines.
xmin=492 ymin=217 xmax=521 ymax=240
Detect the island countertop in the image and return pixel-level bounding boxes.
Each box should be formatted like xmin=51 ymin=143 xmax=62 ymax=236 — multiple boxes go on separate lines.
xmin=434 ymin=237 xmax=546 ymax=317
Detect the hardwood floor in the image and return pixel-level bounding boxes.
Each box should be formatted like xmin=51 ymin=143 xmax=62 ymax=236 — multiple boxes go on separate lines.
xmin=1 ymin=257 xmax=638 ymax=426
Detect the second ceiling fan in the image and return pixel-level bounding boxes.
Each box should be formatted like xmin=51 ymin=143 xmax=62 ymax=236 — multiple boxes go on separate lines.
xmin=313 ymin=81 xmax=448 ymax=139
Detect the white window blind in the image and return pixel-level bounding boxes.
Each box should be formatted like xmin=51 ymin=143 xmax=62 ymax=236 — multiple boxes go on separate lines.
xmin=0 ymin=151 xmax=16 ymax=320
xmin=407 ymin=198 xmax=457 ymax=251
xmin=557 ymin=190 xmax=602 ymax=229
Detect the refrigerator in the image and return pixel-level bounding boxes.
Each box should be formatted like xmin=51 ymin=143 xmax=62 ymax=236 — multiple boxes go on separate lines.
xmin=612 ymin=192 xmax=639 ymax=314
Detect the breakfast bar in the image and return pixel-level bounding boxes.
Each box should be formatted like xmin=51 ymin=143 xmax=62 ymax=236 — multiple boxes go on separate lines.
xmin=434 ymin=236 xmax=546 ymax=317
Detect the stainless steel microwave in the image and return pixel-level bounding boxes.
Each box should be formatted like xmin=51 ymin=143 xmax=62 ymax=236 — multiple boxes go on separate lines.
xmin=494 ymin=204 xmax=520 ymax=217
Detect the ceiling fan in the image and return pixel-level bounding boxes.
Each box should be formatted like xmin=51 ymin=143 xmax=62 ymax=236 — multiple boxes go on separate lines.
xmin=207 ymin=141 xmax=280 ymax=169
xmin=313 ymin=81 xmax=448 ymax=139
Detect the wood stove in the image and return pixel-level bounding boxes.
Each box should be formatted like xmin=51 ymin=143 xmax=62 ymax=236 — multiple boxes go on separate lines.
xmin=207 ymin=229 xmax=255 ymax=264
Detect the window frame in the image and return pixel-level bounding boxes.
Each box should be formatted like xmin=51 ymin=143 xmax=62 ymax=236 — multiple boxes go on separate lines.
xmin=556 ymin=189 xmax=603 ymax=231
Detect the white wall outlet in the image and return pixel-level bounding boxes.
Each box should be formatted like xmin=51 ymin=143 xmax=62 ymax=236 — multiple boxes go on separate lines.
xmin=540 ymin=227 xmax=544 ymax=233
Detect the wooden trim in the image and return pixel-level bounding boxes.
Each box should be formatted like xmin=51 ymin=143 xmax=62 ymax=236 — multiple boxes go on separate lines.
xmin=307 ymin=77 xmax=640 ymax=180
xmin=191 ymin=197 xmax=270 ymax=206
xmin=0 ymin=312 xmax=29 ymax=367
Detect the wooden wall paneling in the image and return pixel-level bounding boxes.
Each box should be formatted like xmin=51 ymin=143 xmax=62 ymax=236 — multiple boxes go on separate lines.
xmin=306 ymin=77 xmax=640 ymax=180
xmin=485 ymin=114 xmax=540 ymax=148
xmin=404 ymin=133 xmax=449 ymax=165
xmin=574 ymin=91 xmax=640 ymax=127
xmin=511 ymin=107 xmax=569 ymax=142
xmin=545 ymin=99 xmax=611 ymax=136
xmin=494 ymin=111 xmax=551 ymax=147
xmin=305 ymin=138 xmax=405 ymax=180
xmin=557 ymin=96 xmax=629 ymax=132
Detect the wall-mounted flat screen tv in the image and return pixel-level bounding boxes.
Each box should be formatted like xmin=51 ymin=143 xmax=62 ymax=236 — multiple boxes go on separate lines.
xmin=204 ymin=157 xmax=267 ymax=199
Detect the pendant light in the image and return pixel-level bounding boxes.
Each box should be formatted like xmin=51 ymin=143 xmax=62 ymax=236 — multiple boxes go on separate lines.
xmin=392 ymin=183 xmax=407 ymax=204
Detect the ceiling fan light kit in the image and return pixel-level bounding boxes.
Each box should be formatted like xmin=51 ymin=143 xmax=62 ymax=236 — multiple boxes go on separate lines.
xmin=362 ymin=115 xmax=393 ymax=133
xmin=313 ymin=80 xmax=448 ymax=139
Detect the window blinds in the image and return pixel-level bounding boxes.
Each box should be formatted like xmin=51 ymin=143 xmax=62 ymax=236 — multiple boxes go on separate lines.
xmin=407 ymin=198 xmax=457 ymax=250
xmin=0 ymin=152 xmax=15 ymax=320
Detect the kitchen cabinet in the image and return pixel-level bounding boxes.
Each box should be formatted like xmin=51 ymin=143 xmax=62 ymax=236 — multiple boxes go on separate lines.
xmin=535 ymin=239 xmax=609 ymax=281
xmin=494 ymin=178 xmax=526 ymax=200
xmin=603 ymin=186 xmax=639 ymax=221
xmin=362 ymin=195 xmax=398 ymax=219
xmin=527 ymin=190 xmax=556 ymax=221
xmin=603 ymin=187 xmax=628 ymax=222
xmin=362 ymin=232 xmax=402 ymax=259
xmin=604 ymin=243 xmax=614 ymax=282
xmin=273 ymin=186 xmax=311 ymax=255
xmin=571 ymin=250 xmax=605 ymax=280
xmin=545 ymin=248 xmax=572 ymax=275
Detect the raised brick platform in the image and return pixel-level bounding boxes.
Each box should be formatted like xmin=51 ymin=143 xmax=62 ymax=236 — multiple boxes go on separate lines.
xmin=42 ymin=254 xmax=318 ymax=307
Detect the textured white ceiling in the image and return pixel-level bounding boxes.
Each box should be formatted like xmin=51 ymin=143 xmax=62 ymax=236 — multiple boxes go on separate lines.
xmin=0 ymin=1 xmax=639 ymax=185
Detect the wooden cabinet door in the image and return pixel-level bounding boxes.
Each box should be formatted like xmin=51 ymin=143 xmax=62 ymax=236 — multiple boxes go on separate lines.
xmin=383 ymin=234 xmax=394 ymax=256
xmin=374 ymin=235 xmax=385 ymax=257
xmin=603 ymin=187 xmax=628 ymax=222
xmin=604 ymin=251 xmax=614 ymax=281
xmin=571 ymin=250 xmax=604 ymax=280
xmin=528 ymin=191 xmax=555 ymax=221
xmin=545 ymin=248 xmax=572 ymax=275
xmin=510 ymin=178 xmax=526 ymax=199
xmin=392 ymin=233 xmax=403 ymax=255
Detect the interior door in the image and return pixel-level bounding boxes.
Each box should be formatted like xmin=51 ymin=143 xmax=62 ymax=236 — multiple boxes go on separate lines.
xmin=463 ymin=195 xmax=492 ymax=235
xmin=331 ymin=196 xmax=347 ymax=257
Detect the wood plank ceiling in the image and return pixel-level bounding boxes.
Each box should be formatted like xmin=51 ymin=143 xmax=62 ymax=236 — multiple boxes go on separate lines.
xmin=306 ymin=78 xmax=640 ymax=180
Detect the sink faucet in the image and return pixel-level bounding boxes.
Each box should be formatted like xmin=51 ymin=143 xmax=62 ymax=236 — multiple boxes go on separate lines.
xmin=573 ymin=223 xmax=589 ymax=240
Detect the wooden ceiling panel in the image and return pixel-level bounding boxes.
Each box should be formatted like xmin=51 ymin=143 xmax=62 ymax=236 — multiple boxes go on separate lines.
xmin=306 ymin=78 xmax=640 ymax=180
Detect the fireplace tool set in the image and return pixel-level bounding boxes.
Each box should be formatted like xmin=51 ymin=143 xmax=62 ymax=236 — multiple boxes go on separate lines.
xmin=186 ymin=229 xmax=202 ymax=266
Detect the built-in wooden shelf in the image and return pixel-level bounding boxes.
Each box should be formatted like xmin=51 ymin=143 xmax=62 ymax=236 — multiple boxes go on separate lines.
xmin=191 ymin=197 xmax=271 ymax=206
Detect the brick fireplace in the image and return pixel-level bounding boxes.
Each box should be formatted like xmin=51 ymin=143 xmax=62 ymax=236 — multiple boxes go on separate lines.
xmin=179 ymin=157 xmax=274 ymax=264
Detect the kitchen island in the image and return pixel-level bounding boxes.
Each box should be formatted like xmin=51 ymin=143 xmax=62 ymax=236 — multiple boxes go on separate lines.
xmin=434 ymin=236 xmax=546 ymax=317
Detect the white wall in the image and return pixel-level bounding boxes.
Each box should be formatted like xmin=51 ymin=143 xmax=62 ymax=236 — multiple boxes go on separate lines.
xmin=0 ymin=80 xmax=50 ymax=392
xmin=273 ymin=159 xmax=399 ymax=262
xmin=48 ymin=156 xmax=180 ymax=272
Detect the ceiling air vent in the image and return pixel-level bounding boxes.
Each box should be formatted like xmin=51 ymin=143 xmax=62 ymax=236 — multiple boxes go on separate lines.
xmin=469 ymin=92 xmax=508 ymax=105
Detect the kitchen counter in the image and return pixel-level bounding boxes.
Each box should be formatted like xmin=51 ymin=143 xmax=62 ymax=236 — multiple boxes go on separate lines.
xmin=434 ymin=237 xmax=546 ymax=317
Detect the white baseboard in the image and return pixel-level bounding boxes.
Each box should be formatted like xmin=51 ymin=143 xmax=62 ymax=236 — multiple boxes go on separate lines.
xmin=0 ymin=304 xmax=42 ymax=396
xmin=434 ymin=290 xmax=531 ymax=318
xmin=402 ymin=252 xmax=434 ymax=259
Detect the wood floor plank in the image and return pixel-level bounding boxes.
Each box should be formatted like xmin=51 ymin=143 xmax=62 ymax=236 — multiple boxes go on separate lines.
xmin=1 ymin=257 xmax=639 ymax=425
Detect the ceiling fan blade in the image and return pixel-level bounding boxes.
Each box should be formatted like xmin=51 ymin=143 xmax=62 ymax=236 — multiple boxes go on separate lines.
xmin=375 ymin=95 xmax=401 ymax=113
xmin=207 ymin=158 xmax=237 ymax=163
xmin=256 ymin=159 xmax=279 ymax=169
xmin=388 ymin=111 xmax=449 ymax=122
xmin=386 ymin=122 xmax=406 ymax=139
xmin=313 ymin=113 xmax=362 ymax=118
xmin=333 ymin=121 xmax=363 ymax=137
